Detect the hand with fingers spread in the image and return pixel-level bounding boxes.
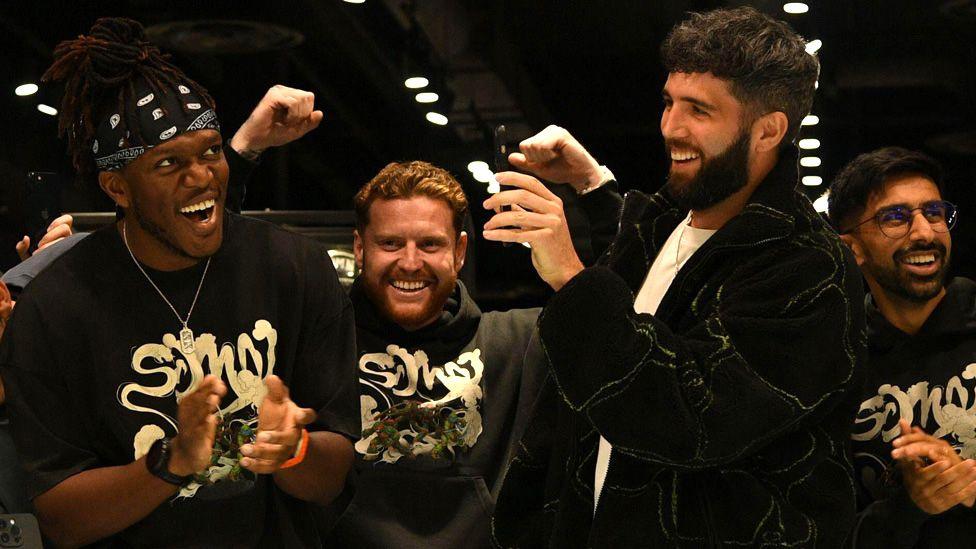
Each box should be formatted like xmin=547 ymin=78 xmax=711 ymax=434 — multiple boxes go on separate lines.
xmin=509 ymin=125 xmax=603 ymax=192
xmin=169 ymin=375 xmax=227 ymax=477
xmin=15 ymin=214 xmax=74 ymax=262
xmin=240 ymin=375 xmax=316 ymax=474
xmin=229 ymin=85 xmax=323 ymax=158
xmin=891 ymin=419 xmax=976 ymax=513
xmin=482 ymin=172 xmax=584 ymax=291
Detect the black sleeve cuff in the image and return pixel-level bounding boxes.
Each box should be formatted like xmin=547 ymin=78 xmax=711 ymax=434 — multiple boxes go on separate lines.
xmin=223 ymin=142 xmax=260 ymax=214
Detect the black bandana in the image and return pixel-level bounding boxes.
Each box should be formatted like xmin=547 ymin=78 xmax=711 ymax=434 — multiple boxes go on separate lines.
xmin=92 ymin=78 xmax=220 ymax=171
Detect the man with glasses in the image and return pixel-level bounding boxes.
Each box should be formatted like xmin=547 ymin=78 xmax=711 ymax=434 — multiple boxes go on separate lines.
xmin=828 ymin=147 xmax=976 ymax=547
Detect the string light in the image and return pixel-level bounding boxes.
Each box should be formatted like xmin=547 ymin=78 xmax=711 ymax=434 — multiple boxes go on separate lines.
xmin=783 ymin=3 xmax=809 ymax=14
xmin=425 ymin=112 xmax=448 ymax=125
xmin=15 ymin=83 xmax=38 ymax=96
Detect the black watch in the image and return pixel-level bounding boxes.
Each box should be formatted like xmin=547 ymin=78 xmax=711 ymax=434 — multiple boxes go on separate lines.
xmin=145 ymin=438 xmax=192 ymax=486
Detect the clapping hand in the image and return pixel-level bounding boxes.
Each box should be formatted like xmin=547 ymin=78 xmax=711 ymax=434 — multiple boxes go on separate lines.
xmin=240 ymin=375 xmax=316 ymax=474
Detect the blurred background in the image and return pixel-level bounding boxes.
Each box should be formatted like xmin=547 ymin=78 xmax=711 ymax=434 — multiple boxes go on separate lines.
xmin=1 ymin=0 xmax=974 ymax=308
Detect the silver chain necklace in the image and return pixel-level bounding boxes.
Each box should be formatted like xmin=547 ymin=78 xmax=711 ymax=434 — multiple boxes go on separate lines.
xmin=122 ymin=220 xmax=210 ymax=355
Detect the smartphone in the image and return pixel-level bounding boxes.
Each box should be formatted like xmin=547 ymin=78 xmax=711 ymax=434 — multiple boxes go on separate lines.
xmin=493 ymin=124 xmax=513 ymax=177
xmin=24 ymin=171 xmax=63 ymax=255
xmin=0 ymin=514 xmax=42 ymax=548
xmin=493 ymin=125 xmax=515 ymax=245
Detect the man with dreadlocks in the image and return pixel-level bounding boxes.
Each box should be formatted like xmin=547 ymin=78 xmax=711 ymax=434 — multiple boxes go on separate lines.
xmin=0 ymin=17 xmax=359 ymax=547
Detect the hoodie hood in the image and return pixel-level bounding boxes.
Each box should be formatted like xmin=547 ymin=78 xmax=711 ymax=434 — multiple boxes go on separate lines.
xmin=865 ymin=277 xmax=976 ymax=352
xmin=350 ymin=277 xmax=482 ymax=364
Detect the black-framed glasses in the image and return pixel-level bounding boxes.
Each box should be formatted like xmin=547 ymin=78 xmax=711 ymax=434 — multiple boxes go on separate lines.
xmin=842 ymin=200 xmax=958 ymax=239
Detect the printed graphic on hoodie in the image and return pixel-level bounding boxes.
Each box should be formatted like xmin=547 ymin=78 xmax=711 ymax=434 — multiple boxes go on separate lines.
xmin=355 ymin=344 xmax=484 ymax=463
xmin=118 ymin=319 xmax=277 ymax=498
xmin=853 ymin=362 xmax=976 ymax=498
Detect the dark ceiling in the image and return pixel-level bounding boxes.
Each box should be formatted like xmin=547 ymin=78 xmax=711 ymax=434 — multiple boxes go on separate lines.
xmin=2 ymin=0 xmax=975 ymax=304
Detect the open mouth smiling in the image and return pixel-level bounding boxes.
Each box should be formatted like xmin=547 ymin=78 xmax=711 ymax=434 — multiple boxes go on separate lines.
xmin=179 ymin=198 xmax=216 ymax=223
xmin=389 ymin=280 xmax=432 ymax=293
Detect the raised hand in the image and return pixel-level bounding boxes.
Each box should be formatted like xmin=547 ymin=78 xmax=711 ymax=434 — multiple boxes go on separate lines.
xmin=15 ymin=214 xmax=74 ymax=262
xmin=169 ymin=375 xmax=227 ymax=477
xmin=509 ymin=125 xmax=603 ymax=192
xmin=483 ymin=172 xmax=584 ymax=291
xmin=229 ymin=85 xmax=323 ymax=156
xmin=240 ymin=375 xmax=316 ymax=474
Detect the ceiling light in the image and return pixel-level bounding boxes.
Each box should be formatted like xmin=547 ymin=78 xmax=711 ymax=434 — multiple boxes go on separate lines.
xmin=813 ymin=194 xmax=829 ymax=213
xmin=415 ymin=92 xmax=439 ymax=104
xmin=425 ymin=112 xmax=448 ymax=125
xmin=15 ymin=83 xmax=38 ymax=96
xmin=783 ymin=3 xmax=809 ymax=14
xmin=805 ymin=39 xmax=822 ymax=54
xmin=801 ymin=115 xmax=819 ymax=126
xmin=37 ymin=104 xmax=57 ymax=116
xmin=800 ymin=156 xmax=821 ymax=167
xmin=473 ymin=169 xmax=493 ymax=183
xmin=799 ymin=138 xmax=821 ymax=150
xmin=342 ymin=0 xmax=366 ymax=3
xmin=404 ymin=77 xmax=429 ymax=89
xmin=467 ymin=161 xmax=489 ymax=173
xmin=802 ymin=175 xmax=823 ymax=186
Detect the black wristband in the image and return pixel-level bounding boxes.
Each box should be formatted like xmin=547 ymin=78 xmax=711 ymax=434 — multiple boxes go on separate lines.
xmin=146 ymin=438 xmax=192 ymax=486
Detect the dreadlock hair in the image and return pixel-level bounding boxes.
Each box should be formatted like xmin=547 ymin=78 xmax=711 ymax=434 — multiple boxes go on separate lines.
xmin=41 ymin=17 xmax=215 ymax=175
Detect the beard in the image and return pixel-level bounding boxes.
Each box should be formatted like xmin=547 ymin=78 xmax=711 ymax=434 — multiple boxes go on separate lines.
xmin=360 ymin=254 xmax=457 ymax=331
xmin=130 ymin=194 xmax=199 ymax=261
xmin=665 ymin=129 xmax=752 ymax=212
xmin=867 ymin=242 xmax=950 ymax=303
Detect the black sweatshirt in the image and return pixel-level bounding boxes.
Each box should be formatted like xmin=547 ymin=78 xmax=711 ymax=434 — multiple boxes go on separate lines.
xmin=326 ymin=281 xmax=545 ymax=549
xmin=850 ymin=277 xmax=976 ymax=548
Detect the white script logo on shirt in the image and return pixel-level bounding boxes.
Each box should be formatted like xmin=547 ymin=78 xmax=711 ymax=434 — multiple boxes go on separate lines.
xmin=118 ymin=319 xmax=277 ymax=498
xmin=355 ymin=345 xmax=485 ymax=463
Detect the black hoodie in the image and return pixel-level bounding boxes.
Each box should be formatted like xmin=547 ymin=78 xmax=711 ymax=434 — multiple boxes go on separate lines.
xmin=326 ymin=280 xmax=545 ymax=549
xmin=850 ymin=277 xmax=976 ymax=548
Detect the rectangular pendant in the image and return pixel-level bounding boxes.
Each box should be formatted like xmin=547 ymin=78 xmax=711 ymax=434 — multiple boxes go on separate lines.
xmin=180 ymin=327 xmax=195 ymax=355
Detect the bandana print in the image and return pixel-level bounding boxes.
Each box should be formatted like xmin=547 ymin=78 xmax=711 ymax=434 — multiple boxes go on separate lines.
xmin=93 ymin=78 xmax=220 ymax=171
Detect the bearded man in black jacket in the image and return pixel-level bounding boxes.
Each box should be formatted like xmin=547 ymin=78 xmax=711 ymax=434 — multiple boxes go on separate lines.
xmin=830 ymin=147 xmax=976 ymax=548
xmin=485 ymin=6 xmax=867 ymax=548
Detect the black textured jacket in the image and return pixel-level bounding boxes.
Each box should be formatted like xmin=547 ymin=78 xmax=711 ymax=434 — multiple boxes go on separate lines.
xmin=491 ymin=147 xmax=868 ymax=548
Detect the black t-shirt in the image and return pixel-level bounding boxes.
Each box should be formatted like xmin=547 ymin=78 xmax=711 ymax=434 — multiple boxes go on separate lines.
xmin=0 ymin=212 xmax=359 ymax=548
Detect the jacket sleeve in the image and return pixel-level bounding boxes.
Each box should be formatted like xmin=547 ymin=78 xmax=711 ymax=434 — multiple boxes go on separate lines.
xmin=848 ymin=488 xmax=929 ymax=548
xmin=224 ymin=144 xmax=259 ymax=214
xmin=578 ymin=181 xmax=623 ymax=263
xmin=538 ymin=241 xmax=865 ymax=469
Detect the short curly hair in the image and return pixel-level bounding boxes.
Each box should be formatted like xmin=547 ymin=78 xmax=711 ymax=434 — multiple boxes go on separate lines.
xmin=827 ymin=147 xmax=944 ymax=232
xmin=354 ymin=161 xmax=468 ymax=235
xmin=661 ymin=6 xmax=819 ymax=144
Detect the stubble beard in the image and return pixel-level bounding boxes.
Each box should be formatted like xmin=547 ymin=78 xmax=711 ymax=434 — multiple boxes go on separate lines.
xmin=870 ymin=243 xmax=950 ymax=304
xmin=361 ymin=253 xmax=457 ymax=331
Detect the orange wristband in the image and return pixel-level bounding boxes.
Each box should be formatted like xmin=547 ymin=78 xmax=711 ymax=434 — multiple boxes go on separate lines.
xmin=280 ymin=428 xmax=309 ymax=470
